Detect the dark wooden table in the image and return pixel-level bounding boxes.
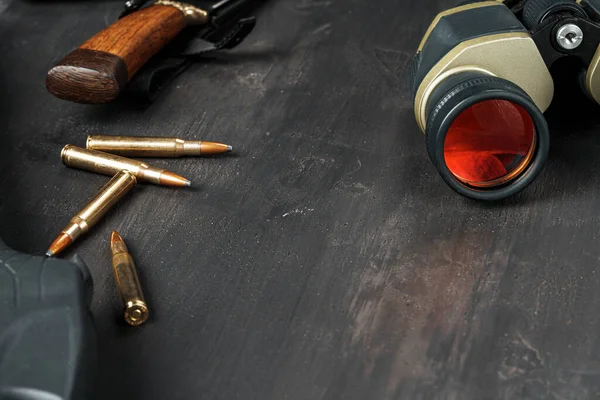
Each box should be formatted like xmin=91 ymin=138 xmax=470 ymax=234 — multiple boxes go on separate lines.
xmin=2 ymin=0 xmax=600 ymax=399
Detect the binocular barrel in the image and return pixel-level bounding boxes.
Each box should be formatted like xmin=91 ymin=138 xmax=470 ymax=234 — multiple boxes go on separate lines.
xmin=411 ymin=0 xmax=600 ymax=200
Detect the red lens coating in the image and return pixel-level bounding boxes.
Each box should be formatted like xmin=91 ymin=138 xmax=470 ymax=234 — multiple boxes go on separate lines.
xmin=443 ymin=100 xmax=536 ymax=187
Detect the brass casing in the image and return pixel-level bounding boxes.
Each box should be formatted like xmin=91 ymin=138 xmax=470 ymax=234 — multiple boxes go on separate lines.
xmin=87 ymin=135 xmax=201 ymax=157
xmin=111 ymin=238 xmax=149 ymax=326
xmin=62 ymin=145 xmax=167 ymax=184
xmin=63 ymin=171 xmax=136 ymax=240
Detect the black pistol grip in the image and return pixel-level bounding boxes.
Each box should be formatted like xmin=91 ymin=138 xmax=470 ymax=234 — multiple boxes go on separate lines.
xmin=0 ymin=240 xmax=96 ymax=400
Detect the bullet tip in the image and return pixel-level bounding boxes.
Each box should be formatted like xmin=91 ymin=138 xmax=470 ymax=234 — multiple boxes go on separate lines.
xmin=110 ymin=231 xmax=123 ymax=245
xmin=199 ymin=141 xmax=233 ymax=155
xmin=184 ymin=180 xmax=192 ymax=187
xmin=47 ymin=232 xmax=73 ymax=258
xmin=110 ymin=231 xmax=128 ymax=254
xmin=159 ymin=171 xmax=192 ymax=187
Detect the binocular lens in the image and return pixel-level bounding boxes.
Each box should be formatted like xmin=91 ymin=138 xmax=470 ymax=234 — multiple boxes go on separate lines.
xmin=443 ymin=100 xmax=536 ymax=188
xmin=424 ymin=73 xmax=549 ymax=200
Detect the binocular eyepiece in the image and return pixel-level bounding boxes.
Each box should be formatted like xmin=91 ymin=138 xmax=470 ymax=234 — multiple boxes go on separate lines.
xmin=411 ymin=0 xmax=600 ymax=200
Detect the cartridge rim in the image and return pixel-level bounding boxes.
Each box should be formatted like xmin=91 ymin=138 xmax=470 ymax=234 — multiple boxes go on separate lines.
xmin=61 ymin=144 xmax=73 ymax=164
xmin=125 ymin=300 xmax=149 ymax=326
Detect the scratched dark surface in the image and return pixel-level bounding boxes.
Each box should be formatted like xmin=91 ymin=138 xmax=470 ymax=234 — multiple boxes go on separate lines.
xmin=2 ymin=0 xmax=600 ymax=399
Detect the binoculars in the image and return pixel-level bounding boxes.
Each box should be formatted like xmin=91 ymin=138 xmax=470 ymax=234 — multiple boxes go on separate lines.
xmin=411 ymin=0 xmax=600 ymax=200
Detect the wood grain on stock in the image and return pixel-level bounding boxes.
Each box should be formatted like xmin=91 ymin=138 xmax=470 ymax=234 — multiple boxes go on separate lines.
xmin=46 ymin=5 xmax=185 ymax=104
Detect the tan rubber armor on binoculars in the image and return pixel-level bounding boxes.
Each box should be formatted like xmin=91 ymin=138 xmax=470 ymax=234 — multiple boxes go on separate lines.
xmin=412 ymin=1 xmax=554 ymax=132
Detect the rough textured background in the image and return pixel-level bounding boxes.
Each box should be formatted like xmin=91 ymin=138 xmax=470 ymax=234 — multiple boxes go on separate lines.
xmin=2 ymin=0 xmax=600 ymax=399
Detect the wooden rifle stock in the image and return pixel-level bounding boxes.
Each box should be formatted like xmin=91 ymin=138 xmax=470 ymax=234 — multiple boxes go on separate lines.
xmin=46 ymin=4 xmax=189 ymax=104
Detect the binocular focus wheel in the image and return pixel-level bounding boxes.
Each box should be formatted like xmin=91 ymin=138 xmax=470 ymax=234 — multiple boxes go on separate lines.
xmin=522 ymin=0 xmax=587 ymax=29
xmin=425 ymin=72 xmax=550 ymax=201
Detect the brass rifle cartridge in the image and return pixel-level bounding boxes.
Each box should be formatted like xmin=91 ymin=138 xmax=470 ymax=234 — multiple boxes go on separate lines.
xmin=110 ymin=231 xmax=149 ymax=326
xmin=86 ymin=135 xmax=233 ymax=157
xmin=46 ymin=170 xmax=137 ymax=257
xmin=61 ymin=145 xmax=191 ymax=187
